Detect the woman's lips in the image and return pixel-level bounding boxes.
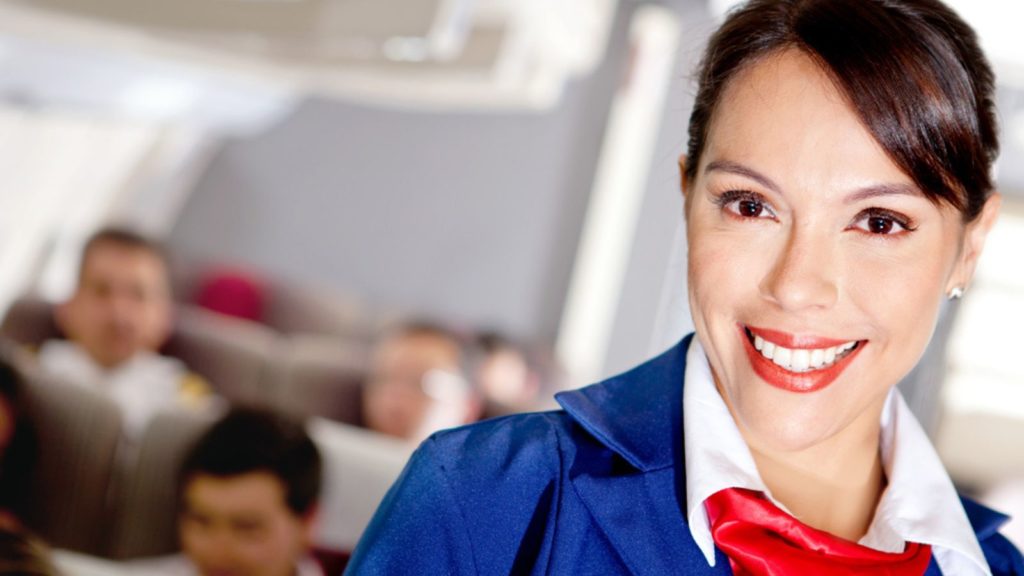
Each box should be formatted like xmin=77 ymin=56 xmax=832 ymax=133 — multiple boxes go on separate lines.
xmin=739 ymin=324 xmax=866 ymax=393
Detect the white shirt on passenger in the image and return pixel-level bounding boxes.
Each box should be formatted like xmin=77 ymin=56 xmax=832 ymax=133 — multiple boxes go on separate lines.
xmin=682 ymin=336 xmax=991 ymax=576
xmin=38 ymin=339 xmax=195 ymax=441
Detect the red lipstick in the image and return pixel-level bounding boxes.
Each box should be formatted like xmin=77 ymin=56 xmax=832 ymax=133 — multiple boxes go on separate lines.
xmin=739 ymin=324 xmax=865 ymax=393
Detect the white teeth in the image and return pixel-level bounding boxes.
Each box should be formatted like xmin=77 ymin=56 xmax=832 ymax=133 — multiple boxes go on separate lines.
xmin=749 ymin=331 xmax=858 ymax=373
xmin=809 ymin=348 xmax=825 ymax=369
xmin=772 ymin=347 xmax=791 ymax=369
xmin=791 ymin=349 xmax=810 ymax=371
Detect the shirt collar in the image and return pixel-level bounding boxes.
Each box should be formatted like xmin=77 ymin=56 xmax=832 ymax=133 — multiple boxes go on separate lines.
xmin=682 ymin=335 xmax=993 ymax=575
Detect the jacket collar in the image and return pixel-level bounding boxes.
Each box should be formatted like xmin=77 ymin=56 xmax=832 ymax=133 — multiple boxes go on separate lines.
xmin=961 ymin=495 xmax=1011 ymax=541
xmin=555 ymin=335 xmax=731 ymax=575
xmin=554 ymin=334 xmax=692 ymax=473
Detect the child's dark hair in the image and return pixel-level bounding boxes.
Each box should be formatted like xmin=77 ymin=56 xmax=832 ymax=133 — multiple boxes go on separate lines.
xmin=179 ymin=407 xmax=322 ymax=516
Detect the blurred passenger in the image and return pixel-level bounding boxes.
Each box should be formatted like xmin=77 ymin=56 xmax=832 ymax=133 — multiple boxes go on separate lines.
xmin=475 ymin=331 xmax=541 ymax=414
xmin=133 ymin=408 xmax=324 ymax=576
xmin=38 ymin=227 xmax=211 ymax=439
xmin=0 ymin=354 xmax=36 ymax=529
xmin=361 ymin=323 xmax=479 ymax=442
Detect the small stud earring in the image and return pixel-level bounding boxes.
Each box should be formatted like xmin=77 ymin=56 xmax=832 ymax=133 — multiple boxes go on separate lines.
xmin=948 ymin=287 xmax=964 ymax=300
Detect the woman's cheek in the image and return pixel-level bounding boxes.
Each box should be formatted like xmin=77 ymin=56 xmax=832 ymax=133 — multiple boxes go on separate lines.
xmin=844 ymin=240 xmax=944 ymax=309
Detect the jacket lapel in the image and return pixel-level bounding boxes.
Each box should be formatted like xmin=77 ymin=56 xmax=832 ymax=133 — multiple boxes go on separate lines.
xmin=556 ymin=336 xmax=729 ymax=575
xmin=570 ymin=466 xmax=731 ymax=575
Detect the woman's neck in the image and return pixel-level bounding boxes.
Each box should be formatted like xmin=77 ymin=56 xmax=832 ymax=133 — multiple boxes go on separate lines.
xmin=747 ymin=421 xmax=887 ymax=542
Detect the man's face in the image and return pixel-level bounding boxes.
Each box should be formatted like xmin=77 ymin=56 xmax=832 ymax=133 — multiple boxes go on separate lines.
xmin=59 ymin=242 xmax=172 ymax=368
xmin=180 ymin=472 xmax=313 ymax=576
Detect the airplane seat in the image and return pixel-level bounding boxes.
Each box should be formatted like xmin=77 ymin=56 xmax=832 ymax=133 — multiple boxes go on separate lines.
xmin=162 ymin=306 xmax=280 ymax=407
xmin=307 ymin=418 xmax=412 ymax=553
xmin=264 ymin=334 xmax=370 ymax=427
xmin=14 ymin=354 xmax=123 ymax=556
xmin=105 ymin=409 xmax=217 ymax=559
xmin=0 ymin=296 xmax=62 ymax=348
xmin=0 ymin=296 xmax=283 ymax=409
xmin=172 ymin=258 xmax=396 ymax=346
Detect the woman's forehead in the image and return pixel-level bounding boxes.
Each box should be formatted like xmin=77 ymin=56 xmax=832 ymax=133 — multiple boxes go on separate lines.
xmin=700 ymin=50 xmax=914 ymax=195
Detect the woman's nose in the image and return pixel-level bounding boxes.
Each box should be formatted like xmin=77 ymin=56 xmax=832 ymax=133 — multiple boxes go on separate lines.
xmin=758 ymin=227 xmax=839 ymax=311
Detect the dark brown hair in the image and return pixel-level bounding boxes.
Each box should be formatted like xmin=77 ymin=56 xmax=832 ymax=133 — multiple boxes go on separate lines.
xmin=685 ymin=0 xmax=998 ymax=221
xmin=79 ymin=226 xmax=169 ymax=280
xmin=179 ymin=407 xmax=322 ymax=517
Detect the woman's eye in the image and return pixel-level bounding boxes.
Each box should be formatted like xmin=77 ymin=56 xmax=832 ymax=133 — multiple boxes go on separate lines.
xmin=716 ymin=190 xmax=775 ymax=220
xmin=866 ymin=216 xmax=897 ymax=234
xmin=851 ymin=209 xmax=915 ymax=236
xmin=736 ymin=199 xmax=765 ymax=218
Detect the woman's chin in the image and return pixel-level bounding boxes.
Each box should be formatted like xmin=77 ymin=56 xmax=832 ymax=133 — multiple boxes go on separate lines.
xmin=723 ymin=379 xmax=853 ymax=454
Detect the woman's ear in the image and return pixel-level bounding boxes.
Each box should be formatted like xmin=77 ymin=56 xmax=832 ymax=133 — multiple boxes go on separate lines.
xmin=680 ymin=154 xmax=695 ymax=216
xmin=947 ymin=193 xmax=1001 ymax=295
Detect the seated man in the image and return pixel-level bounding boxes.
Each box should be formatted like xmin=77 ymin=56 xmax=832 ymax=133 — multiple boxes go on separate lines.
xmin=134 ymin=408 xmax=325 ymax=576
xmin=361 ymin=322 xmax=480 ymax=442
xmin=38 ymin=227 xmax=210 ymax=439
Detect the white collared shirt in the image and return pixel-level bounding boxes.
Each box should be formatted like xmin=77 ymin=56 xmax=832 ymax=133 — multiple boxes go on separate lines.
xmin=682 ymin=336 xmax=991 ymax=575
xmin=38 ymin=340 xmax=194 ymax=440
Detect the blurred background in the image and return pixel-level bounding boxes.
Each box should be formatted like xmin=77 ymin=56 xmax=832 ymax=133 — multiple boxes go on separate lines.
xmin=0 ymin=0 xmax=1022 ymax=568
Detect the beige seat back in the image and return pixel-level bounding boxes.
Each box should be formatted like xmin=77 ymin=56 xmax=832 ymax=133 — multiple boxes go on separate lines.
xmin=106 ymin=409 xmax=217 ymax=559
xmin=158 ymin=306 xmax=280 ymax=406
xmin=17 ymin=360 xmax=123 ymax=556
xmin=307 ymin=418 xmax=412 ymax=552
xmin=266 ymin=335 xmax=369 ymax=426
xmin=0 ymin=296 xmax=61 ymax=347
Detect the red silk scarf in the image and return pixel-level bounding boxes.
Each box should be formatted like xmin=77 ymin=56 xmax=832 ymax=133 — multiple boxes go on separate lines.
xmin=704 ymin=488 xmax=932 ymax=576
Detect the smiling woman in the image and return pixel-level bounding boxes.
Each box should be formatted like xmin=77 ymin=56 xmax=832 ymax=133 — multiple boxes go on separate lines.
xmin=344 ymin=1 xmax=1023 ymax=575
xmin=683 ymin=45 xmax=999 ymax=554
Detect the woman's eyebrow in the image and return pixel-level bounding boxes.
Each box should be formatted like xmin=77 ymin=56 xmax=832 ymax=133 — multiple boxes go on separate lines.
xmin=843 ymin=183 xmax=922 ymax=204
xmin=704 ymin=159 xmax=922 ymax=203
xmin=704 ymin=160 xmax=782 ymax=194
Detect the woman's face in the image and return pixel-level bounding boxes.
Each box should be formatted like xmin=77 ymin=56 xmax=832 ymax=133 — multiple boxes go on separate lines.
xmin=685 ymin=50 xmax=997 ymax=453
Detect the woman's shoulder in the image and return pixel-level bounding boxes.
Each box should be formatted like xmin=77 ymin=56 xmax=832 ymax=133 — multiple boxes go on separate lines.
xmin=346 ymin=411 xmax=587 ymax=574
xmin=420 ymin=409 xmax=578 ymax=482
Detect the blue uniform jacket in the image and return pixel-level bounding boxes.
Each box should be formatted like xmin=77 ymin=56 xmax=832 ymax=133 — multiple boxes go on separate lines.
xmin=346 ymin=335 xmax=1024 ymax=575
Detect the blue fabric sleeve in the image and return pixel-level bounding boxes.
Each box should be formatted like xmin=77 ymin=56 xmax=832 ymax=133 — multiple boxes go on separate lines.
xmin=344 ymin=439 xmax=478 ymax=575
